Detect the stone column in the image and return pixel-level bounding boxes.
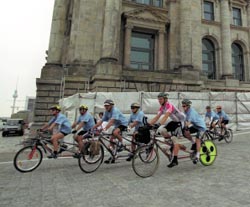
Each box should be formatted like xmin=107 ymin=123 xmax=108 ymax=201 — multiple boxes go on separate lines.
xmin=47 ymin=0 xmax=68 ymax=64
xmin=179 ymin=0 xmax=192 ymax=66
xmin=246 ymin=1 xmax=250 ymax=81
xmin=101 ymin=0 xmax=122 ymax=61
xmin=220 ymin=0 xmax=233 ymax=78
xmin=191 ymin=0 xmax=202 ymax=70
xmin=158 ymin=30 xmax=165 ymax=70
xmin=124 ymin=24 xmax=133 ymax=68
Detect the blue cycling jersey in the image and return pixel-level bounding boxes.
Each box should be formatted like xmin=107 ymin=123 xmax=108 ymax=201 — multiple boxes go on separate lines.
xmin=128 ymin=110 xmax=145 ymax=131
xmin=102 ymin=107 xmax=128 ymax=127
xmin=217 ymin=110 xmax=229 ymax=121
xmin=76 ymin=112 xmax=95 ymax=131
xmin=185 ymin=108 xmax=206 ymax=132
xmin=48 ymin=113 xmax=72 ymax=134
xmin=205 ymin=111 xmax=219 ymax=121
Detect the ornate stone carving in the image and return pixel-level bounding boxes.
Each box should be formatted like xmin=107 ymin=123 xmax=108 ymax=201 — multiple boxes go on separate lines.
xmin=123 ymin=7 xmax=169 ymax=24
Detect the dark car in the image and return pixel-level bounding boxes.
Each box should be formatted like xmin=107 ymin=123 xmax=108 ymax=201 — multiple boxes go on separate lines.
xmin=2 ymin=119 xmax=25 ymax=137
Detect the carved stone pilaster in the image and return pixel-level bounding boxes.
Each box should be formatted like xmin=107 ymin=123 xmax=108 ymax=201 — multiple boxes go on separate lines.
xmin=220 ymin=0 xmax=233 ymax=77
xmin=124 ymin=24 xmax=133 ymax=68
xmin=101 ymin=0 xmax=122 ymax=62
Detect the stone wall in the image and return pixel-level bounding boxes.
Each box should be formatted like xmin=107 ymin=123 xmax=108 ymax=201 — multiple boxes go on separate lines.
xmin=35 ymin=0 xmax=250 ymax=123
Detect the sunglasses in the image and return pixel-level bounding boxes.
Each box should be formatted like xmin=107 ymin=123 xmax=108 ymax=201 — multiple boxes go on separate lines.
xmin=131 ymin=107 xmax=137 ymax=109
xmin=182 ymin=105 xmax=187 ymax=108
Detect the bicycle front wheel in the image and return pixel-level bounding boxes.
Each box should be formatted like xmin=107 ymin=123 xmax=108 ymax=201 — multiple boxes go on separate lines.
xmin=78 ymin=144 xmax=104 ymax=173
xmin=199 ymin=140 xmax=217 ymax=166
xmin=132 ymin=145 xmax=159 ymax=178
xmin=224 ymin=129 xmax=233 ymax=143
xmin=14 ymin=146 xmax=43 ymax=173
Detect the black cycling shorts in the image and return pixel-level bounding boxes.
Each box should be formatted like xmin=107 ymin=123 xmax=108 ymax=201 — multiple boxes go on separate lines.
xmin=77 ymin=130 xmax=88 ymax=136
xmin=165 ymin=121 xmax=182 ymax=132
xmin=221 ymin=120 xmax=229 ymax=125
xmin=116 ymin=125 xmax=127 ymax=132
xmin=183 ymin=126 xmax=198 ymax=135
xmin=60 ymin=131 xmax=68 ymax=136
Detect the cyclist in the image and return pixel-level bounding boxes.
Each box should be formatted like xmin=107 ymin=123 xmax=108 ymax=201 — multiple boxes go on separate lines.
xmin=167 ymin=99 xmax=206 ymax=167
xmin=181 ymin=99 xmax=206 ymax=165
xmin=92 ymin=99 xmax=128 ymax=164
xmin=205 ymin=106 xmax=219 ymax=130
xmin=40 ymin=105 xmax=72 ymax=159
xmin=71 ymin=105 xmax=95 ymax=157
xmin=216 ymin=105 xmax=229 ymax=139
xmin=126 ymin=103 xmax=145 ymax=161
xmin=149 ymin=92 xmax=185 ymax=139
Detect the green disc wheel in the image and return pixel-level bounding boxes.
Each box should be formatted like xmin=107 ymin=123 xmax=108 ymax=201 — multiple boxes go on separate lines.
xmin=199 ymin=140 xmax=217 ymax=166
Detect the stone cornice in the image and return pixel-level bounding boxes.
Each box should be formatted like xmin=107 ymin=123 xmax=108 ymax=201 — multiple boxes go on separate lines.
xmin=231 ymin=0 xmax=248 ymax=9
xmin=230 ymin=24 xmax=250 ymax=31
xmin=202 ymin=19 xmax=221 ymax=27
xmin=123 ymin=0 xmax=168 ymax=11
xmin=123 ymin=7 xmax=169 ymax=24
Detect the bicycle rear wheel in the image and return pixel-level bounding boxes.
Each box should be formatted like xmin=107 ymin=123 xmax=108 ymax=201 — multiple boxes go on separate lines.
xmin=132 ymin=145 xmax=159 ymax=178
xmin=199 ymin=140 xmax=217 ymax=166
xmin=224 ymin=129 xmax=233 ymax=143
xmin=78 ymin=144 xmax=104 ymax=173
xmin=14 ymin=146 xmax=43 ymax=173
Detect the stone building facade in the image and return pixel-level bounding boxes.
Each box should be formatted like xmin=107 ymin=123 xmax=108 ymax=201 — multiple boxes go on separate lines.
xmin=35 ymin=0 xmax=250 ymax=122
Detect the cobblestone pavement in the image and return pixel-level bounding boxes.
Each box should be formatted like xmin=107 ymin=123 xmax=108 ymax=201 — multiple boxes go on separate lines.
xmin=0 ymin=131 xmax=250 ymax=207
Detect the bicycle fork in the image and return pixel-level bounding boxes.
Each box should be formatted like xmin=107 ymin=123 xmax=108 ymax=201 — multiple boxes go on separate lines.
xmin=28 ymin=145 xmax=37 ymax=160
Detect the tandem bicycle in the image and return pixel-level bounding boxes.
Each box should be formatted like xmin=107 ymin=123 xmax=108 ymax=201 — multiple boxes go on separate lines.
xmin=131 ymin=124 xmax=217 ymax=178
xmin=13 ymin=131 xmax=79 ymax=173
xmin=203 ymin=126 xmax=233 ymax=143
xmin=78 ymin=129 xmax=148 ymax=173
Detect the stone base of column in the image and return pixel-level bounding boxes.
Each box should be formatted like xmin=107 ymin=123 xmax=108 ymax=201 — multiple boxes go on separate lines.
xmin=225 ymin=79 xmax=239 ymax=87
xmin=94 ymin=60 xmax=122 ymax=80
xmin=176 ymin=65 xmax=200 ymax=81
xmin=221 ymin=74 xmax=234 ymax=80
xmin=40 ymin=63 xmax=64 ymax=80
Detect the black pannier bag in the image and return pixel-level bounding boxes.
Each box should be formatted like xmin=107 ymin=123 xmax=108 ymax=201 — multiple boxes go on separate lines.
xmin=135 ymin=125 xmax=151 ymax=144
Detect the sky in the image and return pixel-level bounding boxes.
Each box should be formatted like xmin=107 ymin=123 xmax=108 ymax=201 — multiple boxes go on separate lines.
xmin=0 ymin=0 xmax=54 ymax=117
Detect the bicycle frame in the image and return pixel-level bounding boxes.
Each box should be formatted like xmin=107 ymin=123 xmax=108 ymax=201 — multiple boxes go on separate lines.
xmin=20 ymin=132 xmax=78 ymax=157
xmin=93 ymin=132 xmax=140 ymax=159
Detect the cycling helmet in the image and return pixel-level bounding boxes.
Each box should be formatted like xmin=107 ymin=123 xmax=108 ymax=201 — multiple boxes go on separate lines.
xmin=130 ymin=103 xmax=140 ymax=108
xmin=79 ymin=105 xmax=88 ymax=110
xmin=49 ymin=105 xmax=61 ymax=111
xmin=181 ymin=99 xmax=192 ymax=106
xmin=157 ymin=92 xmax=169 ymax=99
xmin=104 ymin=99 xmax=114 ymax=106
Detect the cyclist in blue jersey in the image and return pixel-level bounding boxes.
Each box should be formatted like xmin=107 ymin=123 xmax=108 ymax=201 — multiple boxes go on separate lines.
xmin=168 ymin=99 xmax=206 ymax=168
xmin=40 ymin=105 xmax=72 ymax=159
xmin=216 ymin=105 xmax=229 ymax=138
xmin=205 ymin=106 xmax=219 ymax=130
xmin=71 ymin=105 xmax=95 ymax=157
xmin=93 ymin=99 xmax=128 ymax=163
xmin=126 ymin=103 xmax=145 ymax=161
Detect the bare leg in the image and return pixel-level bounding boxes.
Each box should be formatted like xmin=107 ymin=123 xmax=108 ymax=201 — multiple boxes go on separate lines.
xmin=51 ymin=133 xmax=64 ymax=152
xmin=113 ymin=128 xmax=123 ymax=143
xmin=76 ymin=135 xmax=84 ymax=152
